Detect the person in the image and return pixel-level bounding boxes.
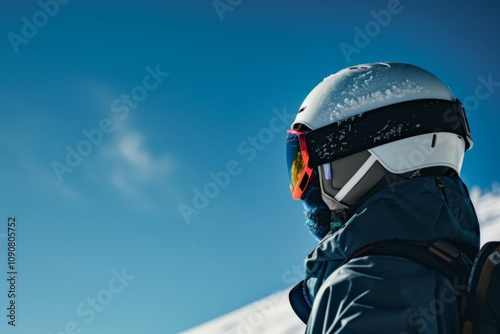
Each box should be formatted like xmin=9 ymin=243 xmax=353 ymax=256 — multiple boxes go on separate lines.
xmin=286 ymin=62 xmax=480 ymax=333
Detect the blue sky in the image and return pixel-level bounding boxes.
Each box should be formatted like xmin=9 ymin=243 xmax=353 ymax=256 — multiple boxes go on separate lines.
xmin=0 ymin=0 xmax=499 ymax=333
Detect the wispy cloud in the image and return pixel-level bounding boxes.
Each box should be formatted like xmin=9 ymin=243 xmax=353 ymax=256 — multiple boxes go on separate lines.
xmin=99 ymin=126 xmax=179 ymax=213
xmin=43 ymin=74 xmax=180 ymax=213
xmin=470 ymin=183 xmax=500 ymax=245
xmin=117 ymin=133 xmax=173 ymax=181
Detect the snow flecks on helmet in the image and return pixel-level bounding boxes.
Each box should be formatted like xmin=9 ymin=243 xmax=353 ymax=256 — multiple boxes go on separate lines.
xmin=310 ymin=117 xmax=419 ymax=162
xmin=389 ymin=79 xmax=427 ymax=98
xmin=326 ymin=79 xmax=428 ymax=124
xmin=312 ymin=131 xmax=352 ymax=161
xmin=372 ymin=123 xmax=405 ymax=143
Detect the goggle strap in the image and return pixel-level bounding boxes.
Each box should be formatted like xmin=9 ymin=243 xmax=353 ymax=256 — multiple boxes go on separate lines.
xmin=305 ymin=99 xmax=472 ymax=168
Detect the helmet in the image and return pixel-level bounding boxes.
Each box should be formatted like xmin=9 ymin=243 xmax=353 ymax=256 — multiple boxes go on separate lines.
xmin=286 ymin=62 xmax=473 ymax=213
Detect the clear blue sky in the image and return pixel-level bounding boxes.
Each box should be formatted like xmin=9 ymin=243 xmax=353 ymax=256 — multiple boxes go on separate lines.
xmin=0 ymin=1 xmax=499 ymax=333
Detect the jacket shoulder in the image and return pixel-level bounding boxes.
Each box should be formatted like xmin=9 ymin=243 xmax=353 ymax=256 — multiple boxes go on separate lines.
xmin=306 ymin=255 xmax=460 ymax=334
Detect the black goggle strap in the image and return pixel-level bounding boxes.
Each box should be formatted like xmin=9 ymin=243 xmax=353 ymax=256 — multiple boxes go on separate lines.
xmin=304 ymin=99 xmax=472 ymax=169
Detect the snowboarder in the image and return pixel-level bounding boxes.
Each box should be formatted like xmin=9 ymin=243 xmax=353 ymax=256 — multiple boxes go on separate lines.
xmin=286 ymin=62 xmax=480 ymax=333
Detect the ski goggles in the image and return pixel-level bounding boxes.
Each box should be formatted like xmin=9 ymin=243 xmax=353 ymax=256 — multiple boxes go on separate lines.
xmin=285 ymin=99 xmax=473 ymax=200
xmin=286 ymin=129 xmax=314 ymax=200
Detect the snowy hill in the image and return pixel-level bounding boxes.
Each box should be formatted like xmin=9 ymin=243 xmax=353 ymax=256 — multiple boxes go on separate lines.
xmin=180 ymin=289 xmax=305 ymax=334
xmin=181 ymin=185 xmax=500 ymax=334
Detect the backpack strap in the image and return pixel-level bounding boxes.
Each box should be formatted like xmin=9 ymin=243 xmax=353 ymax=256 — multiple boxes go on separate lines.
xmin=347 ymin=239 xmax=472 ymax=292
xmin=289 ymin=239 xmax=474 ymax=327
xmin=461 ymin=242 xmax=500 ymax=334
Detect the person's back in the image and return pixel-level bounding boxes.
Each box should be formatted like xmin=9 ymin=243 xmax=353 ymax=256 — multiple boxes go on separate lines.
xmin=285 ymin=62 xmax=480 ymax=333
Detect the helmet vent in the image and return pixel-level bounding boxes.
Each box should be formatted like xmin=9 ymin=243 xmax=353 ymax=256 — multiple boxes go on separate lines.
xmin=378 ymin=62 xmax=391 ymax=68
xmin=348 ymin=65 xmax=371 ymax=70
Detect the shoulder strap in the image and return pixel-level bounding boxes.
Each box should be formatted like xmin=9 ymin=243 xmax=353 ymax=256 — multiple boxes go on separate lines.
xmin=461 ymin=241 xmax=500 ymax=334
xmin=348 ymin=239 xmax=472 ymax=291
xmin=290 ymin=239 xmax=473 ymax=327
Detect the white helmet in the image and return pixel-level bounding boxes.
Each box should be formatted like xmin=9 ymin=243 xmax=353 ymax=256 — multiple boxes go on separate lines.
xmin=286 ymin=62 xmax=473 ymax=212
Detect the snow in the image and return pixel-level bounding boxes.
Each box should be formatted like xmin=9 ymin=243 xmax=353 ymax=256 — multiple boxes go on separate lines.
xmin=181 ymin=184 xmax=500 ymax=334
xmin=327 ymin=77 xmax=427 ymax=124
xmin=372 ymin=122 xmax=404 ymax=143
xmin=180 ymin=290 xmax=305 ymax=334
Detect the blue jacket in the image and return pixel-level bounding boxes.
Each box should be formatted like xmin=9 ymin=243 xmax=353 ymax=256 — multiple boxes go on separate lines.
xmin=290 ymin=176 xmax=480 ymax=333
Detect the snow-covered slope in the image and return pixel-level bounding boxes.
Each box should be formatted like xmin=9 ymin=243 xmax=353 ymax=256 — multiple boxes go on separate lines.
xmin=182 ymin=185 xmax=500 ymax=334
xmin=180 ymin=289 xmax=305 ymax=334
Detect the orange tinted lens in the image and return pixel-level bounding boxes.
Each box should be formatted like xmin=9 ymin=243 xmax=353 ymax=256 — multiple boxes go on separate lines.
xmin=290 ymin=151 xmax=305 ymax=189
xmin=286 ymin=132 xmax=303 ymax=190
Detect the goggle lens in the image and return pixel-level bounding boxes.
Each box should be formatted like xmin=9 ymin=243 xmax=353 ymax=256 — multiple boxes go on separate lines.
xmin=286 ymin=130 xmax=313 ymax=199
